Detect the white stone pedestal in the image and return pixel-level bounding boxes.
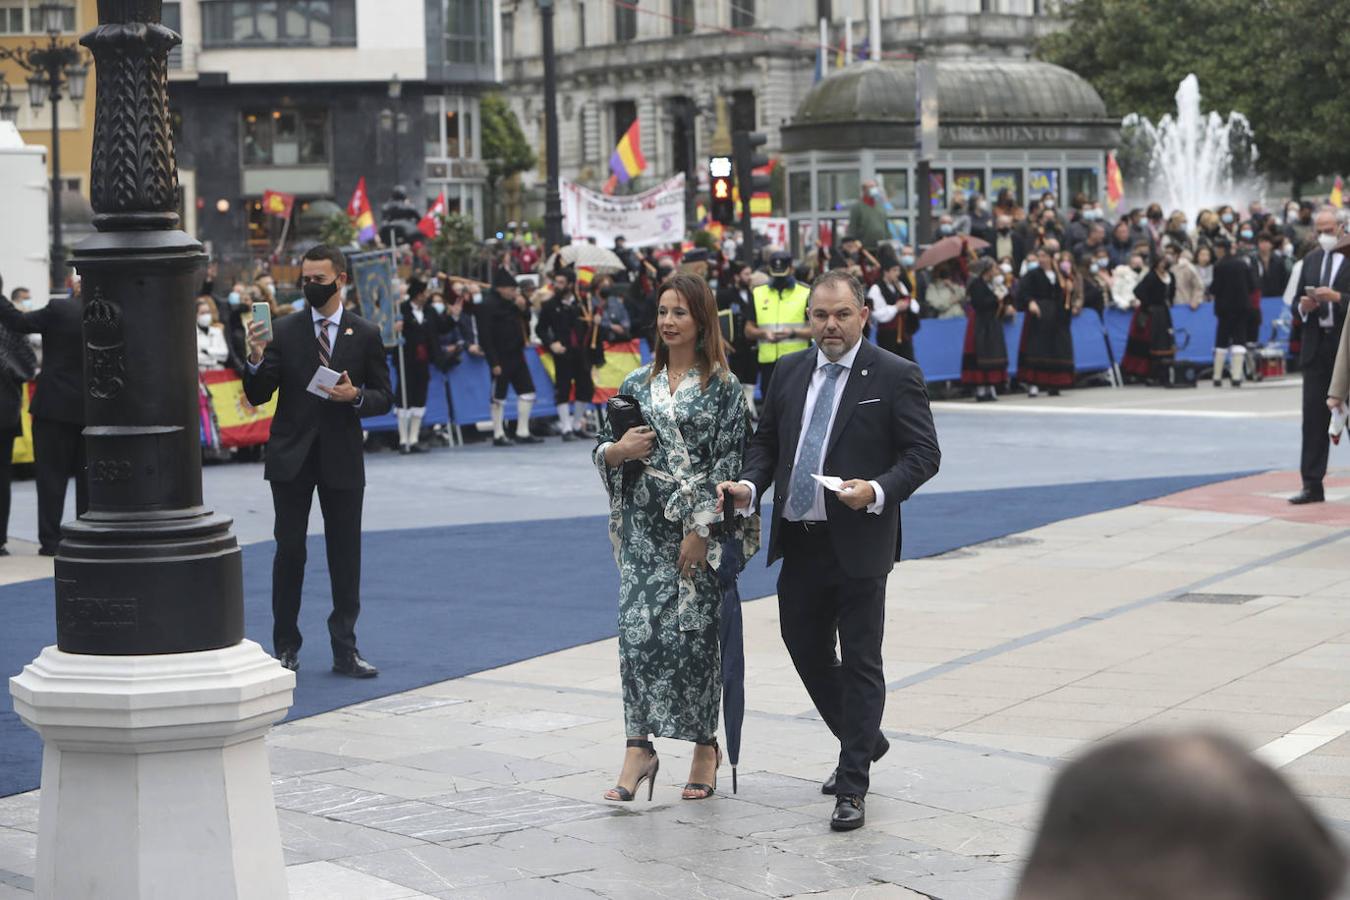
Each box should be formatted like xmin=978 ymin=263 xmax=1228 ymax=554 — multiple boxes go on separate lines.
xmin=9 ymin=640 xmax=295 ymax=900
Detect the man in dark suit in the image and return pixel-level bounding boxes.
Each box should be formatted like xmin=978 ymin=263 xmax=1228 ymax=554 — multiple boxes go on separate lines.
xmin=1290 ymin=208 xmax=1350 ymax=505
xmin=0 ymin=281 xmax=87 ymax=556
xmin=0 ymin=279 xmax=37 ymax=556
xmin=718 ymin=270 xmax=941 ymax=831
xmin=243 ymin=245 xmax=393 ymax=676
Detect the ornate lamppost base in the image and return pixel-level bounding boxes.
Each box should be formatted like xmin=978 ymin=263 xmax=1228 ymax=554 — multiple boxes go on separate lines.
xmin=9 ymin=641 xmax=295 ymax=899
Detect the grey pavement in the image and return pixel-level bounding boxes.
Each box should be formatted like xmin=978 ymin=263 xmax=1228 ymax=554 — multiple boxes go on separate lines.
xmin=4 ymin=377 xmax=1350 ymax=899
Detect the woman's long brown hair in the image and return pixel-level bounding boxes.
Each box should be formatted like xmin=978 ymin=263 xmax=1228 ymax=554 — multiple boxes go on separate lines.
xmin=649 ymin=273 xmax=726 ymax=390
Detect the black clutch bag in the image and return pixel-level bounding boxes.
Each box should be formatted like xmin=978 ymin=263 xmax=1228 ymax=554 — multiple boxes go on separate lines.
xmin=606 ymin=393 xmax=647 ymax=484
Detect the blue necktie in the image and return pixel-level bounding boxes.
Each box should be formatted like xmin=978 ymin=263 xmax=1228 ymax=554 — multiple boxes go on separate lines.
xmin=787 ymin=363 xmax=846 ymax=519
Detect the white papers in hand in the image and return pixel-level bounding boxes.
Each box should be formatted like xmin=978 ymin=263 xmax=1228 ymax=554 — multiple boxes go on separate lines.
xmin=810 ymin=473 xmax=848 ymax=493
xmin=306 ymin=365 xmax=342 ymax=399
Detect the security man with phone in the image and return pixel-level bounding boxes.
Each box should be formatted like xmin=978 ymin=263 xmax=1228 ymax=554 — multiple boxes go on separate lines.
xmin=242 ymin=245 xmax=393 ymax=677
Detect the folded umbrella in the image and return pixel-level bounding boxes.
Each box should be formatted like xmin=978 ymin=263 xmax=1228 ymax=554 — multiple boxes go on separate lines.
xmin=913 ymin=235 xmax=990 ymax=271
xmin=717 ymin=524 xmax=747 ymax=794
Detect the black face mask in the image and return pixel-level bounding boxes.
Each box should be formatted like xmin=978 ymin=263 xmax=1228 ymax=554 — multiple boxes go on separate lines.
xmin=304 ymin=280 xmax=339 ymax=308
xmin=770 ymin=274 xmax=795 ymax=291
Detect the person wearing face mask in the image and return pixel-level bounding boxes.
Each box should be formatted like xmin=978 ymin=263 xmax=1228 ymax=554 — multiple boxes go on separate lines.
xmin=1210 ymin=238 xmax=1256 ymax=388
xmin=1106 ymin=220 xmax=1135 ymax=269
xmin=241 ymin=244 xmax=394 ymax=678
xmin=985 ymin=215 xmax=1027 ymax=274
xmin=195 ymin=296 xmax=229 ymax=370
xmin=961 ymin=258 xmax=1010 ymax=400
xmin=392 ymin=277 xmax=453 ymax=453
xmin=1016 ymin=247 xmax=1075 ymax=397
xmin=1170 ymin=248 xmax=1206 ymax=310
xmin=537 ymin=268 xmax=601 ymax=441
xmin=1080 ymin=256 xmax=1106 ymax=316
xmin=747 ymin=251 xmax=811 ymax=396
xmin=968 ymin=192 xmax=994 ymax=243
xmin=935 ymin=214 xmax=957 ymax=238
xmin=1163 ymin=211 xmax=1193 ymax=254
xmin=867 ymin=252 xmax=921 ymax=361
xmin=1289 ymin=209 xmax=1350 ymax=504
xmin=1122 ymin=253 xmax=1178 ymax=383
xmin=1193 ymin=245 xmax=1215 ymax=299
xmin=847 ymin=180 xmax=891 ymax=251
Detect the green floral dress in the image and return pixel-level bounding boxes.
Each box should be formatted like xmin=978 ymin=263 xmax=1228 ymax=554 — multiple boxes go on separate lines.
xmin=594 ymin=364 xmax=760 ymax=742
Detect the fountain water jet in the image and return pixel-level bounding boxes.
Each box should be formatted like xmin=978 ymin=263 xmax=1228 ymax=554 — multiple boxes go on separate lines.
xmin=1122 ymin=74 xmax=1260 ymax=225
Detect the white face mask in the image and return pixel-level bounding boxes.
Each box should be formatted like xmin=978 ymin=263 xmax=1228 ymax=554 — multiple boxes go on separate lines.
xmin=1319 ymin=233 xmax=1339 ymax=252
xmin=197 ymin=313 xmax=214 ymax=328
xmin=432 ymin=302 xmax=446 ymax=315
xmin=999 ymin=263 xmax=1013 ymax=274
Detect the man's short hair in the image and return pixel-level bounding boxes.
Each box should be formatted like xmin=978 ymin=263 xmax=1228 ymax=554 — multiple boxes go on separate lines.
xmin=302 ymin=244 xmax=348 ymax=276
xmin=11 ymin=286 xmax=28 ymax=297
xmin=1016 ymin=731 xmax=1345 ymax=900
xmin=809 ymin=269 xmax=864 ymax=308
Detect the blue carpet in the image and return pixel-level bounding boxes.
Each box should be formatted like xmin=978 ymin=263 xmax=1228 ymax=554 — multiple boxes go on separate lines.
xmin=0 ymin=470 xmax=1253 ymax=797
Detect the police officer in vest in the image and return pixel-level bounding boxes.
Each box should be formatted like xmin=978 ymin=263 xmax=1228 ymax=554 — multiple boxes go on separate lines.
xmin=747 ymin=250 xmax=812 ymax=395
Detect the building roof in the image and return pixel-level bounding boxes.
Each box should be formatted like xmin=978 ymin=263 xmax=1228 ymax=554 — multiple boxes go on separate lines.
xmin=793 ymin=58 xmax=1108 ymax=125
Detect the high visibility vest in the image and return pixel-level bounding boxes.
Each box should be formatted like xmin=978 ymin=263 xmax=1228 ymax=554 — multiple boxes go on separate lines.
xmin=753 ymin=282 xmax=811 ymax=364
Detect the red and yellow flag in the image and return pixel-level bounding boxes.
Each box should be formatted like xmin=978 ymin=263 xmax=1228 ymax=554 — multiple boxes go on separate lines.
xmin=200 ymin=369 xmax=277 ymax=448
xmin=262 ymin=190 xmax=295 ymax=220
xmin=1106 ymin=152 xmax=1124 ymax=210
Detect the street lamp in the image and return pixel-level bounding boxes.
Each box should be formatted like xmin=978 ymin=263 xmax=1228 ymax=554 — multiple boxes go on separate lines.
xmin=382 ymin=74 xmax=408 ymax=190
xmin=538 ymin=0 xmax=562 ymax=249
xmin=0 ymin=2 xmax=90 ymax=290
xmin=0 ymin=79 xmax=17 ymax=125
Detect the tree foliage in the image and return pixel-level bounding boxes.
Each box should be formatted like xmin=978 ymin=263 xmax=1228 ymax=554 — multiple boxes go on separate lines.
xmin=428 ymin=213 xmax=479 ymax=275
xmin=481 ymin=93 xmax=536 ymax=187
xmin=319 ymin=211 xmax=358 ymax=248
xmin=1037 ymin=0 xmax=1350 ymax=185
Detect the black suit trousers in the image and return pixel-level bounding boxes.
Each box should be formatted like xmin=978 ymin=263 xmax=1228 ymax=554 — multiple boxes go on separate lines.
xmin=31 ymin=417 xmax=86 ymax=551
xmin=0 ymin=427 xmax=17 ymax=546
xmin=777 ymin=523 xmax=887 ymax=797
xmin=1302 ymin=355 xmax=1335 ymax=489
xmin=270 ymin=444 xmax=365 ymax=657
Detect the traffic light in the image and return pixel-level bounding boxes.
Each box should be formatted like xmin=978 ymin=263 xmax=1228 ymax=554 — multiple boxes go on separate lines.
xmin=732 ymin=130 xmax=770 ymax=217
xmin=708 ymin=156 xmax=735 ymax=225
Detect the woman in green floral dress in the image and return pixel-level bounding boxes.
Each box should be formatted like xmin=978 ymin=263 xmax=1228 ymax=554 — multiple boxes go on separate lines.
xmin=595 ymin=274 xmax=759 ymax=802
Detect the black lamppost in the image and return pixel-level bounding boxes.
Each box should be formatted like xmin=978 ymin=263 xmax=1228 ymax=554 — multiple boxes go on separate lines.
xmin=0 ymin=2 xmax=89 ymax=291
xmin=538 ymin=0 xmax=562 ymax=250
xmin=0 ymin=78 xmax=19 ymax=125
xmin=381 ymin=73 xmax=408 ymax=191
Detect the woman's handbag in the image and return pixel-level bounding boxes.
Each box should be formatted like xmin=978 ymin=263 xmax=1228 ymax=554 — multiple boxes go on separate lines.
xmin=606 ymin=393 xmax=647 ymax=486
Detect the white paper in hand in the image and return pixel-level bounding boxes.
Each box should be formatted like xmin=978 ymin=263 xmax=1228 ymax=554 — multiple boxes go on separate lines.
xmin=306 ymin=365 xmax=342 ymax=399
xmin=810 ymin=473 xmax=848 ymax=493
xmin=1331 ymin=407 xmax=1347 ymax=445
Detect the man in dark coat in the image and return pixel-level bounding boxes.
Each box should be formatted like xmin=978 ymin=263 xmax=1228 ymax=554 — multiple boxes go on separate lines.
xmin=1289 ymin=209 xmax=1350 ymax=504
xmin=0 ymin=281 xmax=86 ymax=555
xmin=478 ymin=267 xmax=542 ymax=447
xmin=0 ymin=280 xmax=37 ymax=555
xmin=715 ymin=261 xmax=759 ymax=412
xmin=1211 ymin=238 xmax=1255 ymax=387
xmin=393 ymin=277 xmax=450 ymax=453
xmin=242 ymin=245 xmax=394 ymax=676
xmin=536 ymin=269 xmax=598 ymax=441
xmin=719 ymin=271 xmax=941 ymax=832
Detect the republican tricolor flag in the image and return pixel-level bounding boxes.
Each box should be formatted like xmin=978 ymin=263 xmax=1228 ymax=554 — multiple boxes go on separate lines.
xmin=609 ymin=120 xmax=647 ymax=185
xmin=418 ymin=192 xmax=447 ymax=239
xmin=347 ymin=176 xmax=377 ymax=244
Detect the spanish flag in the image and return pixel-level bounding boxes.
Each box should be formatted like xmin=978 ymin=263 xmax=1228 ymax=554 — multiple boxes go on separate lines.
xmin=347 ymin=176 xmax=377 ymax=244
xmin=1332 ymin=176 xmax=1344 ymax=209
xmin=1106 ymin=151 xmax=1124 ymax=210
xmin=609 ymin=120 xmax=647 ymax=185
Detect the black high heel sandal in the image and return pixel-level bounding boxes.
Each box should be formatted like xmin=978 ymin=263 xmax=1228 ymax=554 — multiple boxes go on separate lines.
xmin=682 ymin=739 xmax=722 ymax=800
xmin=605 ymin=739 xmax=659 ymax=802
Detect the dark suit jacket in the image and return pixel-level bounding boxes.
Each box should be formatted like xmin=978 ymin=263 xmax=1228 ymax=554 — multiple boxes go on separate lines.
xmin=1295 ymin=247 xmax=1350 ymax=369
xmin=242 ymin=308 xmax=393 ymax=488
xmin=740 ymin=340 xmax=941 ymax=579
xmin=1211 ymin=255 xmax=1254 ymax=318
xmin=0 ymin=296 xmax=85 ymax=425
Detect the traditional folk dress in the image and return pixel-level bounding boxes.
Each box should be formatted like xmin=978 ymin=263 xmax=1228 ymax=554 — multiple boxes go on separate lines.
xmin=1121 ymin=269 xmax=1177 ymax=378
xmin=1016 ymin=268 xmax=1076 ymax=388
xmin=594 ymin=364 xmax=760 ymax=742
xmin=960 ymin=277 xmax=1009 ymax=386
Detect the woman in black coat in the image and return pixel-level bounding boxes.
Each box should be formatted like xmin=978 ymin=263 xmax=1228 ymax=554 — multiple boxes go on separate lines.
xmin=1121 ymin=255 xmax=1177 ymax=382
xmin=960 ymin=258 xmax=1009 ymax=400
xmin=1016 ymin=247 xmax=1076 ymax=396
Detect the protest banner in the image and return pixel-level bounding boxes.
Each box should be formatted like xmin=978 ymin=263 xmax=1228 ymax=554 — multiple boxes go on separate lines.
xmin=561 ymin=175 xmax=686 ymax=248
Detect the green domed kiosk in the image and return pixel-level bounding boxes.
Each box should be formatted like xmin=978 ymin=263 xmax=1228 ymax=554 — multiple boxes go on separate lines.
xmin=781 ymin=58 xmax=1119 ymax=254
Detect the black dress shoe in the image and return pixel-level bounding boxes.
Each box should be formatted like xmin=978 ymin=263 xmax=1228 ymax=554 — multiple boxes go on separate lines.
xmin=38 ymin=546 xmax=57 ymax=557
xmin=823 ymin=734 xmax=891 ymax=795
xmin=492 ymin=435 xmax=515 ymax=447
xmin=333 ymin=653 xmax=379 ymax=678
xmin=1289 ymin=488 xmax=1326 ymax=505
xmin=277 ymin=650 xmax=299 ymax=672
xmin=515 ymin=434 xmax=544 ymax=445
xmin=831 ymin=794 xmax=865 ymax=831
xmin=0 ymin=546 xmax=9 ymax=557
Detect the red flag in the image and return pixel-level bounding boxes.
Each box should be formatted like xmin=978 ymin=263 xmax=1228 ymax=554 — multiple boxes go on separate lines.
xmin=261 ymin=190 xmax=295 ymax=220
xmin=1106 ymin=151 xmax=1124 ymax=209
xmin=418 ymin=192 xmax=446 ymax=239
xmin=346 ymin=177 xmax=377 ymax=243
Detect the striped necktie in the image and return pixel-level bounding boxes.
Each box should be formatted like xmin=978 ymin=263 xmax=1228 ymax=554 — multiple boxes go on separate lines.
xmin=786 ymin=363 xmax=846 ymax=519
xmin=317 ymin=318 xmax=332 ymax=368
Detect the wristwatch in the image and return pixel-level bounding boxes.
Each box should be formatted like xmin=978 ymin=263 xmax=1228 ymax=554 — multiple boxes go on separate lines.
xmin=693 ymin=524 xmax=711 ymax=539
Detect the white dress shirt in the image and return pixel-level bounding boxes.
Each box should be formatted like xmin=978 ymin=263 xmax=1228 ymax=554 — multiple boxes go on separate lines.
xmin=740 ymin=340 xmax=885 ymax=520
xmin=866 ymin=282 xmax=918 ymax=324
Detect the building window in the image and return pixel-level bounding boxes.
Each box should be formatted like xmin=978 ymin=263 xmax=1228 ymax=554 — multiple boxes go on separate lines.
xmin=730 ymin=90 xmax=755 ymax=132
xmin=444 ymin=0 xmax=493 ymax=66
xmin=981 ymin=0 xmax=995 ymax=10
xmin=730 ymin=0 xmax=754 ymax=28
xmin=577 ymin=1 xmax=585 ymax=48
xmin=423 ymin=95 xmax=480 ymax=161
xmin=0 ymin=0 xmax=75 ymax=34
xmin=163 ymin=2 xmax=183 ymax=67
xmin=501 ymin=10 xmax=513 ymax=59
xmin=614 ymin=1 xmax=637 ymax=41
xmin=671 ymin=0 xmax=693 ymax=34
xmin=241 ymin=108 xmax=330 ymax=166
xmin=202 ymin=1 xmax=357 ymax=48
